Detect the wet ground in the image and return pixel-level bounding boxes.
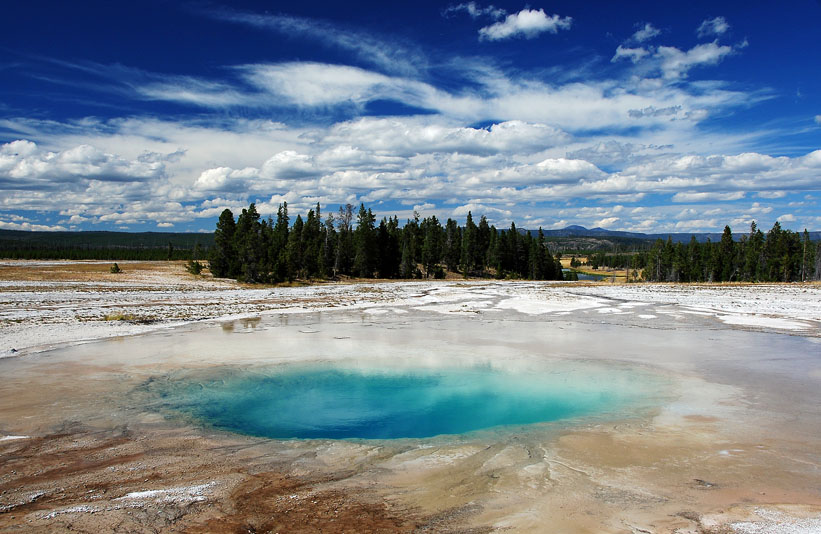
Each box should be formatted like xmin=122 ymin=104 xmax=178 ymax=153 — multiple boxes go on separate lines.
xmin=1 ymin=266 xmax=820 ymax=532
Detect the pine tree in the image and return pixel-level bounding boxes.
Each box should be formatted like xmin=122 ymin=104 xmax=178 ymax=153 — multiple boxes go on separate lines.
xmin=212 ymin=202 xmax=817 ymax=286
xmin=269 ymin=203 xmax=289 ymax=282
xmin=476 ymin=215 xmax=491 ymax=273
xmin=353 ymin=204 xmax=376 ymax=278
xmin=235 ymin=203 xmax=263 ymax=282
xmin=210 ymin=208 xmax=237 ymax=278
xmin=744 ymin=221 xmax=764 ymax=281
xmin=399 ymin=233 xmax=415 ymax=278
xmin=764 ymin=221 xmax=784 ymax=281
xmin=645 ymin=238 xmax=664 ymax=281
xmin=672 ymin=242 xmax=686 ymax=282
xmin=460 ymin=212 xmax=477 ymax=276
xmin=487 ymin=225 xmax=499 ymax=274
xmin=335 ymin=204 xmax=354 ymax=276
xmin=444 ymin=219 xmax=461 ymax=272
xmin=421 ymin=215 xmax=443 ymax=278
xmin=323 ymin=212 xmax=337 ymax=277
xmin=375 ymin=216 xmax=401 ymax=278
xmin=287 ymin=214 xmax=304 ymax=280
xmin=801 ymin=229 xmax=811 ymax=282
xmin=814 ymin=242 xmax=821 ymax=281
xmin=507 ymin=222 xmax=524 ymax=277
xmin=303 ymin=204 xmax=323 ymax=278
xmin=718 ymin=225 xmax=735 ymax=281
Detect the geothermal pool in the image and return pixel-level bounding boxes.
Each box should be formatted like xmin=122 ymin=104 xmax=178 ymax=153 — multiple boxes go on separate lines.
xmin=1 ymin=280 xmax=819 ymax=533
xmin=150 ymin=362 xmax=663 ymax=439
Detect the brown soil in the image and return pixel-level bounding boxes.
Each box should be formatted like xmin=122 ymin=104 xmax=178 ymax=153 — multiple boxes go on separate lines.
xmin=0 ymin=261 xmax=185 ymax=282
xmin=0 ymin=425 xmax=490 ymax=534
xmin=2 ymin=261 xmax=819 ymax=532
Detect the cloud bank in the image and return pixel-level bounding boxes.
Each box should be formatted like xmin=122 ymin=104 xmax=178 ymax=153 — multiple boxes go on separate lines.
xmin=1 ymin=9 xmax=818 ymax=234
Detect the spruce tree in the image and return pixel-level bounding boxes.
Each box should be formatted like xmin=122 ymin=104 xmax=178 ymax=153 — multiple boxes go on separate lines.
xmin=718 ymin=225 xmax=735 ymax=281
xmin=801 ymin=229 xmax=811 ymax=282
xmin=335 ymin=204 xmax=354 ymax=276
xmin=399 ymin=234 xmax=415 ymax=278
xmin=686 ymin=235 xmax=702 ymax=281
xmin=744 ymin=221 xmax=764 ymax=281
xmin=270 ymin=203 xmax=289 ymax=282
xmin=323 ymin=212 xmax=337 ymax=277
xmin=460 ymin=212 xmax=477 ymax=276
xmin=353 ymin=204 xmax=376 ymax=278
xmin=485 ymin=226 xmax=496 ymax=271
xmin=444 ymin=219 xmax=461 ymax=272
xmin=287 ymin=215 xmax=304 ymax=280
xmin=421 ymin=215 xmax=443 ymax=277
xmin=814 ymin=242 xmax=821 ymax=281
xmin=303 ymin=204 xmax=323 ymax=278
xmin=236 ymin=204 xmax=263 ymax=282
xmin=210 ymin=208 xmax=237 ymax=278
xmin=476 ymin=215 xmax=491 ymax=273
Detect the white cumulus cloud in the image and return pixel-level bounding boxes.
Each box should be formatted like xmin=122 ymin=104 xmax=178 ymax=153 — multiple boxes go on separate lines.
xmin=4 ymin=113 xmax=817 ymax=233
xmin=194 ymin=166 xmax=257 ymax=192
xmin=656 ymin=41 xmax=734 ymax=79
xmin=697 ymin=17 xmax=730 ymax=38
xmin=0 ymin=140 xmax=166 ymax=186
xmin=631 ymin=23 xmax=660 ymax=43
xmin=0 ymin=220 xmax=67 ymax=231
xmin=240 ymin=63 xmax=398 ymax=107
xmin=445 ymin=2 xmax=505 ymax=20
xmin=594 ymin=217 xmax=620 ymax=228
xmin=479 ymin=9 xmax=572 ymax=41
xmin=612 ymin=45 xmax=650 ymax=63
xmin=671 ymin=191 xmax=746 ymax=203
xmin=323 ymin=117 xmax=569 ymax=156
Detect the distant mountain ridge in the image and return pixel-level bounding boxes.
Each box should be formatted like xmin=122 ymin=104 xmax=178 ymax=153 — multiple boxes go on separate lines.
xmin=537 ymin=225 xmax=821 ymax=243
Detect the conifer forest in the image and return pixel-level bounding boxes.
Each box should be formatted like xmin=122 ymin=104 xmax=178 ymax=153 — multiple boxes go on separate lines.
xmin=208 ymin=202 xmax=565 ymax=283
xmin=209 ymin=203 xmax=819 ymax=284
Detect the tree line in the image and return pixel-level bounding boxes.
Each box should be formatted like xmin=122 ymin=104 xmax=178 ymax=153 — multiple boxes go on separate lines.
xmin=0 ymin=230 xmax=212 ymax=261
xmin=0 ymin=247 xmax=197 ymax=261
xmin=593 ymin=221 xmax=819 ymax=282
xmin=208 ymin=202 xmax=565 ymax=283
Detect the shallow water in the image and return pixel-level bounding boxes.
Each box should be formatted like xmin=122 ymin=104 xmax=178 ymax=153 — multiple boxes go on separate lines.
xmin=151 ymin=362 xmax=663 ymax=440
xmin=562 ymin=268 xmax=606 ymax=281
xmin=2 ymin=300 xmax=817 ymax=442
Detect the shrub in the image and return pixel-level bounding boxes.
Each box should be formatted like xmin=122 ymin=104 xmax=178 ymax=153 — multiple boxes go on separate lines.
xmin=186 ymin=260 xmax=204 ymax=275
xmin=432 ymin=265 xmax=446 ymax=279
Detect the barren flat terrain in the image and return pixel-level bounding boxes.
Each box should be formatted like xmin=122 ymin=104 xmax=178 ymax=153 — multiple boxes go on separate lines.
xmin=1 ymin=261 xmax=819 ymax=533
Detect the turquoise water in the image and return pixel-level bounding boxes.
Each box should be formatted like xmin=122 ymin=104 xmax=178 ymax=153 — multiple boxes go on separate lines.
xmin=154 ymin=364 xmax=658 ymax=440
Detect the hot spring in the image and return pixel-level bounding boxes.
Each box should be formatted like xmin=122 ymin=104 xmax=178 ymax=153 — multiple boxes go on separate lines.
xmin=149 ymin=361 xmax=666 ymax=440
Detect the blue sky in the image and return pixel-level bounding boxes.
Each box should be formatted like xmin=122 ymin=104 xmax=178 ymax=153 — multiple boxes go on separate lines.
xmin=1 ymin=1 xmax=819 ymax=233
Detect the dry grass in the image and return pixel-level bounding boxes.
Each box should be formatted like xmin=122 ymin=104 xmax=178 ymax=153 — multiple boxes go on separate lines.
xmin=3 ymin=259 xmax=816 ymax=288
xmin=0 ymin=261 xmax=187 ymax=282
xmin=560 ymin=256 xmax=631 ymax=281
xmin=102 ymin=312 xmax=138 ymax=321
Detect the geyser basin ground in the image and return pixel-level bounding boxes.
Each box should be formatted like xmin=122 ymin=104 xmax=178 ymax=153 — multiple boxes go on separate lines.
xmin=151 ymin=362 xmax=664 ymax=440
xmin=1 ymin=272 xmax=820 ymax=533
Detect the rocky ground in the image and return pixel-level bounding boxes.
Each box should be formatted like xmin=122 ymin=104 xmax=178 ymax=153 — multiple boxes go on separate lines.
xmin=1 ymin=261 xmax=819 ymax=533
xmin=2 ymin=260 xmax=819 ymax=358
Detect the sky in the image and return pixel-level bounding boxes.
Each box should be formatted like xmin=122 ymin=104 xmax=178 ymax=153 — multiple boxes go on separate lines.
xmin=1 ymin=1 xmax=820 ymax=234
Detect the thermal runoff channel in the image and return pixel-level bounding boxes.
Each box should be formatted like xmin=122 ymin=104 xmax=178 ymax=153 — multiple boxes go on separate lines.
xmin=153 ymin=362 xmax=664 ymax=440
